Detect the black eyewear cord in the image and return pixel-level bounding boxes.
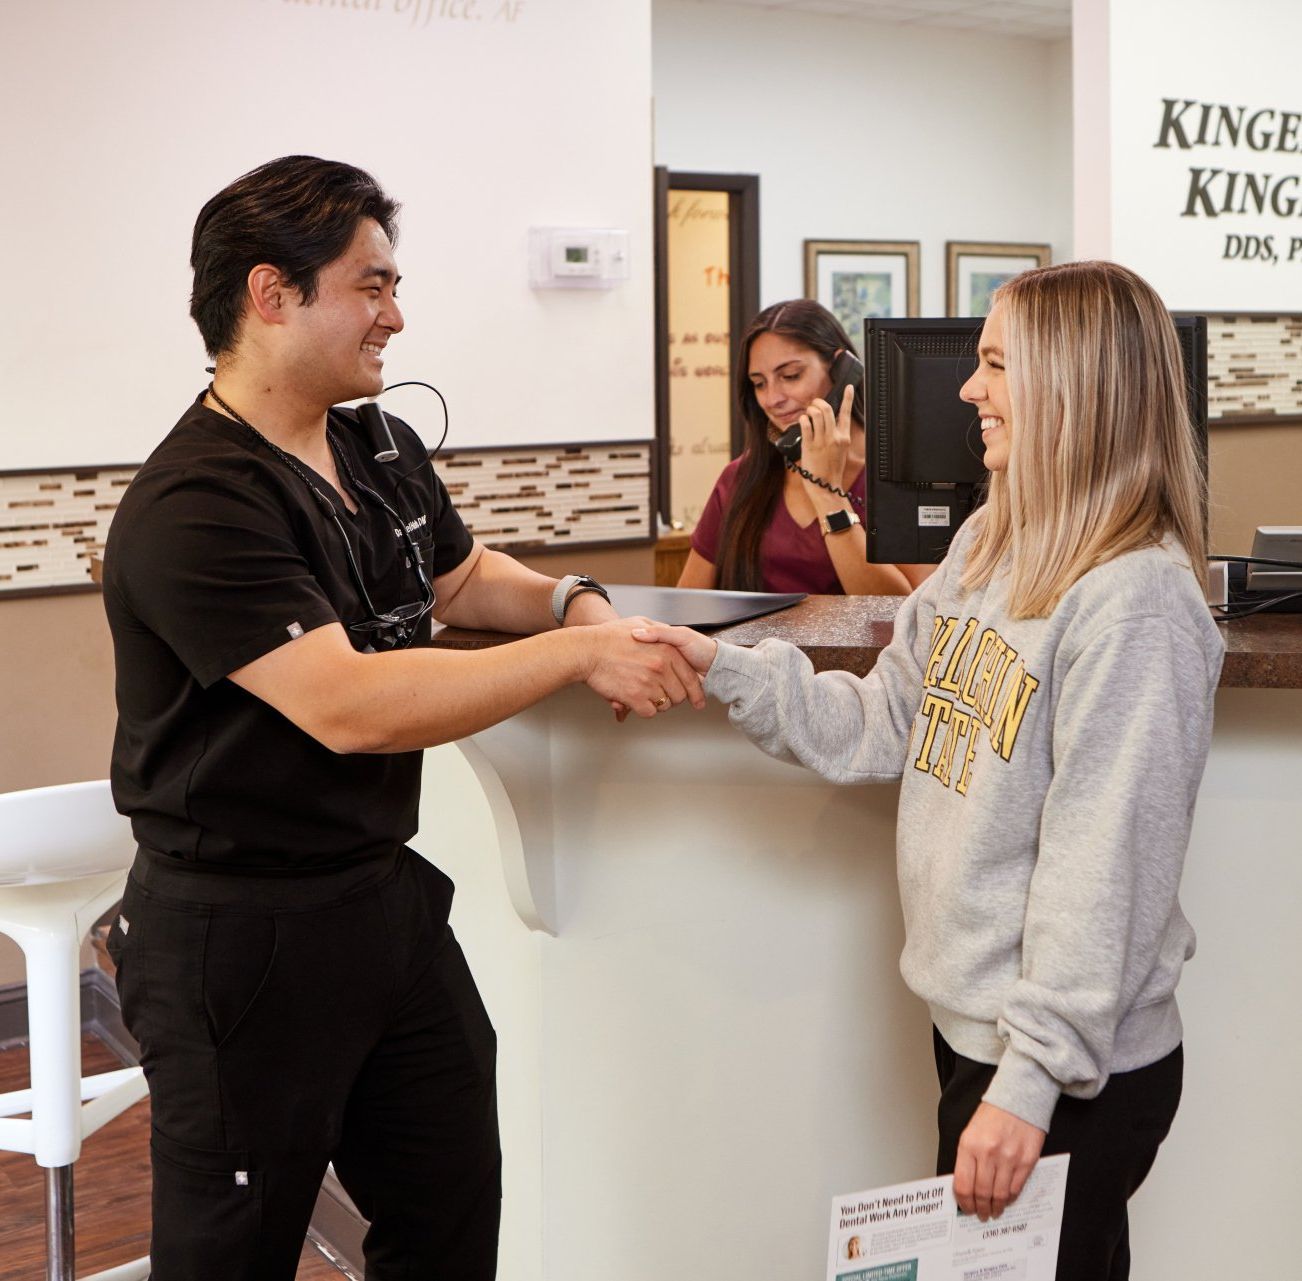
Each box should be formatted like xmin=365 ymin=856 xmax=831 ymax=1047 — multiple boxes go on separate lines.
xmin=207 ymin=384 xmax=435 ymax=650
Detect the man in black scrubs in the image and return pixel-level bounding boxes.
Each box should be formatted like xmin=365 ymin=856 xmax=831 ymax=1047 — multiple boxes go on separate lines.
xmin=102 ymin=155 xmax=701 ymax=1279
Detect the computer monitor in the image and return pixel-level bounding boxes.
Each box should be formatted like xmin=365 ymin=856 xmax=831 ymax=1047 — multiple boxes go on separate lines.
xmin=863 ymin=314 xmax=1208 ymax=564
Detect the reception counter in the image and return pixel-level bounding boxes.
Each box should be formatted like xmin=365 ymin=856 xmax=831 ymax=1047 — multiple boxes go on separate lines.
xmin=414 ymin=598 xmax=1302 ymax=1281
xmin=430 ymin=590 xmax=1302 ymax=687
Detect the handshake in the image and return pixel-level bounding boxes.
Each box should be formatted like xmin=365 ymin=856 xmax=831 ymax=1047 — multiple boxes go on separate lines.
xmin=571 ymin=617 xmax=720 ymax=722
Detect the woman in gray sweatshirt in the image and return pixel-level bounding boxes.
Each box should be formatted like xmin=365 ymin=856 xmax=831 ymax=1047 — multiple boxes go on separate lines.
xmin=634 ymin=261 xmax=1223 ymax=1281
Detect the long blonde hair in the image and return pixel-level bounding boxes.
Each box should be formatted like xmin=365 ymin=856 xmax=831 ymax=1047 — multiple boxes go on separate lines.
xmin=962 ymin=260 xmax=1208 ymax=618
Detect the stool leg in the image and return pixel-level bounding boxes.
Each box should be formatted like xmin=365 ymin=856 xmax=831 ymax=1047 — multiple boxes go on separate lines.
xmin=45 ymin=1164 xmax=75 ymax=1281
xmin=24 ymin=925 xmax=84 ymax=1168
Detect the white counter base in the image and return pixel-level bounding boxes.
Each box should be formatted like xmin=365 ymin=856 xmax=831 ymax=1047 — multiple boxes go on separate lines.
xmin=415 ymin=687 xmax=1301 ymax=1281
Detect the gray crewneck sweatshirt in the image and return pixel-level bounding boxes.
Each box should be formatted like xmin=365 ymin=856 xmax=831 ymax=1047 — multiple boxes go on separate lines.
xmin=703 ymin=520 xmax=1224 ymax=1131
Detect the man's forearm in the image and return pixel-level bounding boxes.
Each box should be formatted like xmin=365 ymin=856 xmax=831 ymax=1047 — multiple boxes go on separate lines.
xmin=435 ymin=548 xmax=614 ymax=633
xmin=232 ymin=611 xmax=698 ymax=756
xmin=230 ymin=619 xmax=595 ymax=755
xmin=329 ymin=627 xmax=592 ymax=752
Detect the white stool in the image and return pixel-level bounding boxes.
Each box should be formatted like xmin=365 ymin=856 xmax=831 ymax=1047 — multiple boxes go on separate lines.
xmin=0 ymin=780 xmax=151 ymax=1281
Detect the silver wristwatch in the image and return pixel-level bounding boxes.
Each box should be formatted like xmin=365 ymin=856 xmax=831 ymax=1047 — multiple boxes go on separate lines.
xmin=550 ymin=574 xmax=611 ymax=624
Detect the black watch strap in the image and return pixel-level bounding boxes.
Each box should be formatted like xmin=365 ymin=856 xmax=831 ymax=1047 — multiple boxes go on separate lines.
xmin=551 ymin=574 xmax=611 ymax=623
xmin=819 ymin=509 xmax=861 ymax=537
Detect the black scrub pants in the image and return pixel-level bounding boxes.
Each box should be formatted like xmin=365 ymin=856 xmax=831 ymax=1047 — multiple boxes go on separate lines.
xmin=933 ymin=1028 xmax=1182 ymax=1281
xmin=107 ymin=846 xmax=501 ymax=1281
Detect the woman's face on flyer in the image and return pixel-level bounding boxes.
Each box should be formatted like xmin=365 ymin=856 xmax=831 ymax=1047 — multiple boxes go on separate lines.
xmin=960 ymin=302 xmax=1013 ymax=472
xmin=747 ymin=332 xmax=834 ymax=434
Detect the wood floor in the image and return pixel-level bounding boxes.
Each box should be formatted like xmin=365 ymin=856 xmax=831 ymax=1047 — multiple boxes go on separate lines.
xmin=0 ymin=1035 xmax=344 ymax=1279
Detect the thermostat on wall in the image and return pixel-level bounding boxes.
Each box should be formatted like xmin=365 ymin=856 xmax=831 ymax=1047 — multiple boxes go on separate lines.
xmin=529 ymin=227 xmax=630 ymax=289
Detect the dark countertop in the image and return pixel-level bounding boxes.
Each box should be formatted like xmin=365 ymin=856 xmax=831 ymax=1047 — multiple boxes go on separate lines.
xmin=431 ymin=594 xmax=1302 ymax=690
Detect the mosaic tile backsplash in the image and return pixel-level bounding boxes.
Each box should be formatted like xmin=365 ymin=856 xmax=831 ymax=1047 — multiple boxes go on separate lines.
xmin=0 ymin=468 xmax=136 ymax=593
xmin=1206 ymin=315 xmax=1302 ymax=421
xmin=439 ymin=443 xmax=652 ymax=549
xmin=0 ymin=442 xmax=652 ymax=595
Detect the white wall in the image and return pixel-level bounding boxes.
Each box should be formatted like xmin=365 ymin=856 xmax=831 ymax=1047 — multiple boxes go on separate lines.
xmin=1071 ymin=0 xmax=1110 ymax=258
xmin=1 ymin=0 xmax=654 ymax=470
xmin=653 ymin=1 xmax=1073 ymax=314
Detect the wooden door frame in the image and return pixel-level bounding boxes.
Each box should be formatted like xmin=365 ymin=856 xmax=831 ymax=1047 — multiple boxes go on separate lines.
xmin=653 ymin=168 xmax=760 ymax=525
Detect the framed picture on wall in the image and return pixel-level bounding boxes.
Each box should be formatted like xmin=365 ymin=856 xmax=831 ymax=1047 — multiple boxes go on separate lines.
xmin=945 ymin=241 xmax=1052 ymax=317
xmin=803 ymin=240 xmax=920 ymax=351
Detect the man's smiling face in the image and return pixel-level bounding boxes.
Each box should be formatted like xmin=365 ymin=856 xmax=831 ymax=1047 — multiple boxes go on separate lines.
xmin=281 ymin=216 xmax=404 ymax=405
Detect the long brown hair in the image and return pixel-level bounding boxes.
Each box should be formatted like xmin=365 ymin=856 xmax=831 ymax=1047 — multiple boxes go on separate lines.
xmin=715 ymin=300 xmax=863 ymax=590
xmin=962 ymin=261 xmax=1208 ymax=617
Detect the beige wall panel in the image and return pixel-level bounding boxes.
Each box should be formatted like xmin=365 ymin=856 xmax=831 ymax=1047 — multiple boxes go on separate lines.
xmin=0 ymin=593 xmax=116 ymax=794
xmin=511 ymin=544 xmax=654 ymax=586
xmin=1208 ymin=423 xmax=1302 ymax=554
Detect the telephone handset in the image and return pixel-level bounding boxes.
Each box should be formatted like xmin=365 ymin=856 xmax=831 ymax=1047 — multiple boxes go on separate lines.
xmin=774 ymin=349 xmax=864 ymax=463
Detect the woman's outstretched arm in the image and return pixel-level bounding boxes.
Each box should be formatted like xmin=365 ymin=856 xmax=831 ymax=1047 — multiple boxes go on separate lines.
xmin=634 ymin=563 xmax=946 ymax=782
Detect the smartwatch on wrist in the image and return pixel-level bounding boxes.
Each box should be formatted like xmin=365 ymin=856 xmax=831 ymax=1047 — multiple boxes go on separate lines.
xmin=551 ymin=574 xmax=611 ymax=624
xmin=818 ymin=509 xmax=861 ymax=537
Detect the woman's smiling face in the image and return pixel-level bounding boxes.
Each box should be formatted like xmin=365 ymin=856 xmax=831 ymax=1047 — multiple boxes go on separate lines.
xmin=746 ymin=331 xmax=834 ymax=433
xmin=960 ymin=302 xmax=1013 ymax=472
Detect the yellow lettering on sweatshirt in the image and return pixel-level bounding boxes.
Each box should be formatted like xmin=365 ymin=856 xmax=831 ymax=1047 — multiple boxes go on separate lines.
xmin=932 ymin=708 xmax=973 ymax=788
xmin=958 ymin=629 xmax=998 ymax=708
xmin=924 ymin=616 xmax=958 ymax=688
xmin=913 ymin=692 xmax=952 ymax=773
xmin=989 ymin=664 xmax=1041 ymax=761
xmin=915 ymin=614 xmax=1041 ymax=792
xmin=936 ymin=618 xmax=979 ymax=693
xmin=978 ymin=643 xmax=1018 ymax=728
xmin=954 ymin=719 xmax=981 ymax=795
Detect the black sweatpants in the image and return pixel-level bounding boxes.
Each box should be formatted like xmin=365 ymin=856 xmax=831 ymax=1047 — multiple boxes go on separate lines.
xmin=107 ymin=846 xmax=501 ymax=1281
xmin=933 ymin=1028 xmax=1182 ymax=1281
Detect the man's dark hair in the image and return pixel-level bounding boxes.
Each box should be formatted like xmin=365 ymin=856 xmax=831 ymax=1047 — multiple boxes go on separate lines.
xmin=190 ymin=155 xmax=401 ymax=358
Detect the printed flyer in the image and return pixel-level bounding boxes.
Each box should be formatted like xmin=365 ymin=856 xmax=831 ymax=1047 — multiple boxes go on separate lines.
xmin=827 ymin=1154 xmax=1069 ymax=1281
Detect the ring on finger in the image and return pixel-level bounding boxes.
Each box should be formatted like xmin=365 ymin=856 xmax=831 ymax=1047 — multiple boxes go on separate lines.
xmin=653 ymin=692 xmax=671 ymax=711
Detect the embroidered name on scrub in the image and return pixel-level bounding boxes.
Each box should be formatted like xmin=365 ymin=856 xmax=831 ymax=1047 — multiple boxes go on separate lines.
xmin=912 ymin=614 xmax=1041 ymax=794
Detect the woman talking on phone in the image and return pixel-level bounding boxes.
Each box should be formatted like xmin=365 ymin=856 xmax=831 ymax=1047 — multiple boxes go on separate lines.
xmin=677 ymin=299 xmax=931 ymax=595
xmin=640 ymin=262 xmax=1223 ymax=1281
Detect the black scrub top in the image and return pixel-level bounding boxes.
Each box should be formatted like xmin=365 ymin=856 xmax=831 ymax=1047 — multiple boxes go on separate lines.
xmin=103 ymin=394 xmax=474 ymax=873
